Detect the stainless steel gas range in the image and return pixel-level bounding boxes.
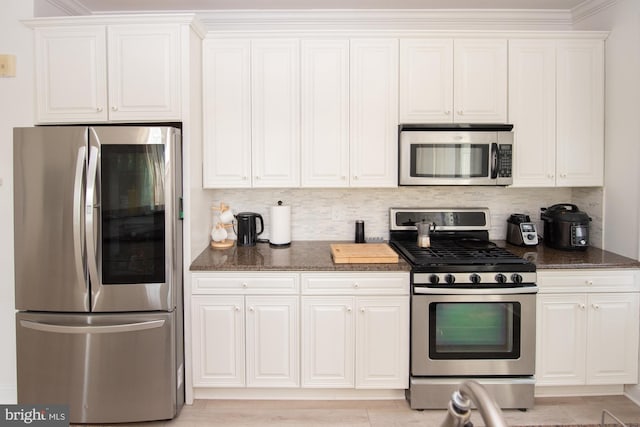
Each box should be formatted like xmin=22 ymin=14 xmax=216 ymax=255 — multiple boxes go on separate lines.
xmin=388 ymin=208 xmax=537 ymax=410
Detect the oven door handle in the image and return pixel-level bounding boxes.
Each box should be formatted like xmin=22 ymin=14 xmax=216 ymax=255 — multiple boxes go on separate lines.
xmin=413 ymin=286 xmax=538 ymax=295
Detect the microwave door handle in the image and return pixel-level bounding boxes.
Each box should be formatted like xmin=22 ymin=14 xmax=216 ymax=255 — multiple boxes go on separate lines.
xmin=490 ymin=143 xmax=499 ymax=179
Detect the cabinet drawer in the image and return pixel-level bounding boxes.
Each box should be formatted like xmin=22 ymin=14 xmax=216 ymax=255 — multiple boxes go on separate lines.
xmin=538 ymin=269 xmax=640 ymax=293
xmin=301 ymin=272 xmax=409 ymax=295
xmin=192 ymin=272 xmax=299 ymax=294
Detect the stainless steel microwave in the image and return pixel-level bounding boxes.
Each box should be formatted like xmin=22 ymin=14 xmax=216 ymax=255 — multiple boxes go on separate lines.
xmin=399 ymin=124 xmax=514 ymax=186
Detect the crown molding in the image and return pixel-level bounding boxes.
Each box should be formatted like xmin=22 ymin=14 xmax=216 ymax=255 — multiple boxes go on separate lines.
xmin=37 ymin=0 xmax=91 ymax=16
xmin=572 ymin=0 xmax=617 ymax=24
xmin=196 ymin=9 xmax=574 ymax=32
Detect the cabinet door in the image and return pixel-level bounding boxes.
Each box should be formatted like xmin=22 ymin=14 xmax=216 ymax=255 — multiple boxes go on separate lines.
xmin=399 ymin=39 xmax=454 ymax=123
xmin=191 ymin=295 xmax=245 ymax=387
xmin=202 ymin=39 xmax=252 ymax=188
xmin=107 ymin=24 xmax=181 ymax=121
xmin=350 ymin=39 xmax=399 ymax=188
xmin=301 ymin=40 xmax=350 ymax=187
xmin=509 ymin=40 xmax=557 ymax=187
xmin=302 ymin=296 xmax=355 ymax=387
xmin=355 ymin=296 xmax=409 ymax=389
xmin=251 ymin=39 xmax=301 ymax=188
xmin=586 ymin=293 xmax=640 ymax=384
xmin=454 ymin=39 xmax=507 ymax=123
xmin=556 ymin=39 xmax=604 ymax=187
xmin=245 ymin=295 xmax=299 ymax=387
xmin=536 ymin=294 xmax=587 ymax=386
xmin=34 ymin=26 xmax=108 ymax=123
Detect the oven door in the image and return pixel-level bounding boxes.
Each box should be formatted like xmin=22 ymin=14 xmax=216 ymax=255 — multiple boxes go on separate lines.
xmin=411 ymin=291 xmax=535 ymax=376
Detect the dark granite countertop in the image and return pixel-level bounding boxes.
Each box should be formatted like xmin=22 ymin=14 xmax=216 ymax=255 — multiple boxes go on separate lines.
xmin=190 ymin=241 xmax=412 ymax=272
xmin=497 ymin=240 xmax=640 ymax=269
xmin=190 ymin=240 xmax=640 ymax=272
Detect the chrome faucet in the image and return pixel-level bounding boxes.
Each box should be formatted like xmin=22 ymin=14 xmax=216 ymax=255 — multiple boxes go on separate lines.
xmin=439 ymin=380 xmax=509 ymax=427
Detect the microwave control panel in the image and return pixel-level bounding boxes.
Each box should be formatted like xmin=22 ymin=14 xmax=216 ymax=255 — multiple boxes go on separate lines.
xmin=498 ymin=144 xmax=512 ymax=177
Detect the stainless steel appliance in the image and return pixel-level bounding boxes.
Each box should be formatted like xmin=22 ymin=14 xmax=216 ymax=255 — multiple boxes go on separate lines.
xmin=388 ymin=208 xmax=537 ymax=410
xmin=540 ymin=204 xmax=591 ymax=250
xmin=235 ymin=211 xmax=264 ymax=246
xmin=13 ymin=126 xmax=184 ymax=423
xmin=399 ymin=124 xmax=514 ymax=186
xmin=506 ymin=214 xmax=539 ymax=246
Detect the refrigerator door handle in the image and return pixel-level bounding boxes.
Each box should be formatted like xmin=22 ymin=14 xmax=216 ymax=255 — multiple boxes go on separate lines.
xmin=73 ymin=146 xmax=87 ymax=290
xmin=19 ymin=319 xmax=166 ymax=334
xmin=86 ymin=143 xmax=100 ymax=294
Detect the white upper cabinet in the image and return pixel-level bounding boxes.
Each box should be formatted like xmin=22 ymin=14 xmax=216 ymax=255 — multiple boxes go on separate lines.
xmin=34 ymin=23 xmax=182 ymax=123
xmin=202 ymin=38 xmax=300 ymax=188
xmin=251 ymin=39 xmax=301 ymax=188
xmin=399 ymin=39 xmax=507 ymax=124
xmin=350 ymin=39 xmax=399 ymax=187
xmin=399 ymin=39 xmax=453 ymax=123
xmin=202 ymin=39 xmax=252 ymax=188
xmin=301 ymin=40 xmax=350 ymax=187
xmin=509 ymin=40 xmax=557 ymax=187
xmin=510 ymin=38 xmax=604 ymax=187
xmin=35 ymin=26 xmax=108 ymax=123
xmin=556 ymin=40 xmax=604 ymax=187
xmin=106 ymin=24 xmax=181 ymax=121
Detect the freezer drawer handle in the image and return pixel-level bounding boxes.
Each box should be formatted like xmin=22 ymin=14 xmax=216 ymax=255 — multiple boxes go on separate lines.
xmin=20 ymin=319 xmax=165 ymax=334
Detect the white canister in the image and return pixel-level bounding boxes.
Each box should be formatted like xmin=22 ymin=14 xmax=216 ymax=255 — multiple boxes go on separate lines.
xmin=270 ymin=201 xmax=291 ymax=247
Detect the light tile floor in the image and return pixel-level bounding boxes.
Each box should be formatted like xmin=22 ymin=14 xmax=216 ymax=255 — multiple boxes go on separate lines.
xmin=123 ymin=395 xmax=640 ymax=427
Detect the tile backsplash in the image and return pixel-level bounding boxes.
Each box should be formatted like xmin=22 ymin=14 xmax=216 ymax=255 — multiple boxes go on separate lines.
xmin=200 ymin=186 xmax=602 ymax=248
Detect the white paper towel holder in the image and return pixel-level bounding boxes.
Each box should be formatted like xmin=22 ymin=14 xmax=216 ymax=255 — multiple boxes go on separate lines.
xmin=269 ymin=200 xmax=291 ymax=248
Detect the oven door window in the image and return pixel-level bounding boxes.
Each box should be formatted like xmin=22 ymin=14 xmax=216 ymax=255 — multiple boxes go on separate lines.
xmin=429 ymin=302 xmax=521 ymax=359
xmin=411 ymin=144 xmax=489 ymax=178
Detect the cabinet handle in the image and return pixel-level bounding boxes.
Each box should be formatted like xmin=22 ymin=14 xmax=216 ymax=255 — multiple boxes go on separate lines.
xmin=586 ymin=280 xmax=594 ymax=286
xmin=353 ymin=176 xmax=359 ymax=180
xmin=242 ymin=176 xmax=248 ymax=180
xmin=341 ymin=176 xmax=346 ymax=180
xmin=96 ymin=107 xmax=103 ymax=112
xmin=579 ymin=304 xmax=586 ymax=310
xmin=248 ymin=306 xmax=255 ymax=312
xmin=353 ymin=282 xmax=360 ymax=288
xmin=111 ymin=106 xmax=118 ymax=111
xmin=255 ymin=176 xmax=260 ymax=180
xmin=234 ymin=305 xmax=240 ymax=312
xmin=360 ymin=307 xmax=366 ymax=313
xmin=457 ymin=110 xmax=463 ymax=115
xmin=346 ymin=306 xmax=352 ymax=312
xmin=592 ymin=303 xmax=600 ymax=310
xmin=560 ymin=173 xmax=567 ymax=178
xmin=242 ymin=282 xmax=248 ymax=288
xmin=547 ymin=173 xmax=554 ymax=179
xmin=444 ymin=110 xmax=451 ymax=115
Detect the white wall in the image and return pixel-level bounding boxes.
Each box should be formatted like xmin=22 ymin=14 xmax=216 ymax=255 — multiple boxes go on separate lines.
xmin=574 ymin=0 xmax=640 ymax=259
xmin=0 ymin=0 xmax=34 ymax=403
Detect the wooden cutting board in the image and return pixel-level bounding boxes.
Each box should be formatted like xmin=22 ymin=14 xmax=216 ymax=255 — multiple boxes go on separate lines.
xmin=330 ymin=243 xmax=399 ymax=264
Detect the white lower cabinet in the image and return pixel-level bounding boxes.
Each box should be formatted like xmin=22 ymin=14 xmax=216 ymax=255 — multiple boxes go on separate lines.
xmin=536 ymin=270 xmax=640 ymax=387
xmin=192 ymin=271 xmax=410 ymax=392
xmin=191 ymin=273 xmax=300 ymax=388
xmin=301 ymin=273 xmax=410 ymax=389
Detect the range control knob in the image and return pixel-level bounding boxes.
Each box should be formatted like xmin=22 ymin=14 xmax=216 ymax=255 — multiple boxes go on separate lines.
xmin=444 ymin=274 xmax=456 ymax=285
xmin=469 ymin=273 xmax=481 ymax=284
xmin=511 ymin=273 xmax=523 ymax=284
xmin=495 ymin=273 xmax=507 ymax=284
xmin=429 ymin=274 xmax=440 ymax=285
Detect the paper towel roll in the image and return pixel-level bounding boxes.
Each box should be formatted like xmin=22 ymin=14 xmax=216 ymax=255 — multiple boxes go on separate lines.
xmin=270 ymin=202 xmax=291 ymax=246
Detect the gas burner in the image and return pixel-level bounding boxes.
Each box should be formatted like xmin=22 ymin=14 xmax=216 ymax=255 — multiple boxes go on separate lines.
xmin=388 ymin=207 xmax=537 ymax=286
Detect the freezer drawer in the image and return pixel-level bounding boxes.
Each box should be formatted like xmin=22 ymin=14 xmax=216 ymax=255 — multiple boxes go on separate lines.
xmin=16 ymin=311 xmax=183 ymax=423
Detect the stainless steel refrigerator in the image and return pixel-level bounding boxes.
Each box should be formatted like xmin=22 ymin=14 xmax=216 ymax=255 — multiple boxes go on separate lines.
xmin=13 ymin=126 xmax=184 ymax=423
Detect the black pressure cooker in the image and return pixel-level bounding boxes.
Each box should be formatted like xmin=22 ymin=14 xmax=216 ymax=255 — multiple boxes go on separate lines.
xmin=540 ymin=204 xmax=592 ymax=250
